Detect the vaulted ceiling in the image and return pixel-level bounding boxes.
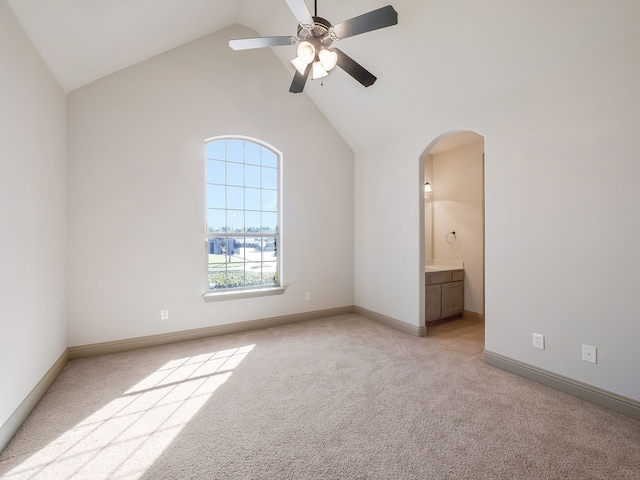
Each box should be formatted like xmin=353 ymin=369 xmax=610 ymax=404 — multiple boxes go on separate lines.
xmin=7 ymin=0 xmax=640 ymax=151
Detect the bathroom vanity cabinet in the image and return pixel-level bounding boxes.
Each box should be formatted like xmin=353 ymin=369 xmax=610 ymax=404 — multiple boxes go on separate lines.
xmin=425 ymin=269 xmax=464 ymax=322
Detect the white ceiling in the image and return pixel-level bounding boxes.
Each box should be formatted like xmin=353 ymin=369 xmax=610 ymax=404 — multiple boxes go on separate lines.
xmin=7 ymin=0 xmax=640 ymax=151
xmin=6 ymin=0 xmax=242 ymax=91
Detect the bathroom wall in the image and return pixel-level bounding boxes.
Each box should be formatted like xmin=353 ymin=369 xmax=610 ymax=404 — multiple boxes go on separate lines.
xmin=431 ymin=140 xmax=484 ymax=314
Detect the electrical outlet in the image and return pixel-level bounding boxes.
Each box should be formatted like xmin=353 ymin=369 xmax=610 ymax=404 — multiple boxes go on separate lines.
xmin=582 ymin=344 xmax=597 ymax=364
xmin=160 ymin=309 xmax=169 ymax=320
xmin=305 ymin=292 xmax=312 ymax=301
xmin=532 ymin=333 xmax=545 ymax=349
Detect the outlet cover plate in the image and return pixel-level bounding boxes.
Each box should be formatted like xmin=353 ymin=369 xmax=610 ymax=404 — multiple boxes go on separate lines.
xmin=533 ymin=333 xmax=545 ymax=349
xmin=582 ymin=344 xmax=597 ymax=364
xmin=160 ymin=309 xmax=169 ymax=320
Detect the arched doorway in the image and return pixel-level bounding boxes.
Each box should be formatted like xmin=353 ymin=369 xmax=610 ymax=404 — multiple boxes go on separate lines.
xmin=420 ymin=131 xmax=485 ymax=356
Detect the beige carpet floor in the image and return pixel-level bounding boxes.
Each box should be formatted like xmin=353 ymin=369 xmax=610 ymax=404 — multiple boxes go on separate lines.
xmin=0 ymin=314 xmax=639 ymax=479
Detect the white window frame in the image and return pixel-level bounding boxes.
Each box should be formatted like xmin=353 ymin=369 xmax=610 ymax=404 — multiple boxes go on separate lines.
xmin=202 ymin=136 xmax=285 ymax=302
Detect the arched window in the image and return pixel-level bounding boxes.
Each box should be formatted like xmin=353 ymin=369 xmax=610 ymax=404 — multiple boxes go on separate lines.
xmin=204 ymin=137 xmax=281 ymax=295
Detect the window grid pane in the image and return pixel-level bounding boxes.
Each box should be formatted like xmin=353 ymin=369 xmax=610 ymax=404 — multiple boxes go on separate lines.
xmin=206 ymin=138 xmax=280 ymax=291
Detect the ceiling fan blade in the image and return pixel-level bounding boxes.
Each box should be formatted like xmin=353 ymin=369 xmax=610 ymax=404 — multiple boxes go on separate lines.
xmin=331 ymin=5 xmax=398 ymax=40
xmin=289 ymin=63 xmax=311 ymax=93
xmin=334 ymin=49 xmax=377 ymax=87
xmin=284 ymin=0 xmax=314 ymax=26
xmin=229 ymin=36 xmax=296 ymax=51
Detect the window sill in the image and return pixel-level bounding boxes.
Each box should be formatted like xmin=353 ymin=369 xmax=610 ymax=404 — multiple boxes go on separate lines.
xmin=202 ymin=286 xmax=286 ymax=303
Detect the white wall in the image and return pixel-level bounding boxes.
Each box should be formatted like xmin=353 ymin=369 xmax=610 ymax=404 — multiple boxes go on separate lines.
xmin=66 ymin=24 xmax=354 ymax=346
xmin=432 ymin=141 xmax=484 ymax=314
xmin=0 ymin=1 xmax=67 ymax=428
xmin=355 ymin=27 xmax=640 ymax=400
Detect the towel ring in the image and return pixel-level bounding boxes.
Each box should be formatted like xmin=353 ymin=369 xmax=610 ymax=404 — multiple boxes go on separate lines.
xmin=446 ymin=231 xmax=457 ymax=244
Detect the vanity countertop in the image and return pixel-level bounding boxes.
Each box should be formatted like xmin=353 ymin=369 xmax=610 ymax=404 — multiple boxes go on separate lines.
xmin=425 ymin=265 xmax=463 ymax=272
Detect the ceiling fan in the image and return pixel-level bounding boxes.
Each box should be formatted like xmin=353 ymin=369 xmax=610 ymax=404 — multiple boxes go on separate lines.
xmin=229 ymin=0 xmax=398 ymax=93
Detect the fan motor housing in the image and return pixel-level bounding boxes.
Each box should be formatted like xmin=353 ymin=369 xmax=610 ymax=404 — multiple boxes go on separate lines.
xmin=297 ymin=16 xmax=334 ymax=47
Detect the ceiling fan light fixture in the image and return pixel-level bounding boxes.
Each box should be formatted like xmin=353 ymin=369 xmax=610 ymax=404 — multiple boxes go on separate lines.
xmin=229 ymin=2 xmax=399 ymax=93
xmin=318 ymin=48 xmax=338 ymax=71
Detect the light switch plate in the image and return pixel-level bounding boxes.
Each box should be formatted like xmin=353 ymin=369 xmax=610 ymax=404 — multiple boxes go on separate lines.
xmin=532 ymin=333 xmax=545 ymax=349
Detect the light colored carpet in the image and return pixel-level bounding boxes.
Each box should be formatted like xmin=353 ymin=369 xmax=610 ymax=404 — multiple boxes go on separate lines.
xmin=0 ymin=314 xmax=638 ymax=479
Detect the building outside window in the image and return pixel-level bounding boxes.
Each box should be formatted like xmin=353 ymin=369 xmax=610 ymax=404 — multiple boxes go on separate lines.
xmin=205 ymin=137 xmax=281 ymax=292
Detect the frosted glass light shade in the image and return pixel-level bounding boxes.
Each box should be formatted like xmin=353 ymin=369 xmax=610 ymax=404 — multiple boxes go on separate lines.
xmin=311 ymin=61 xmax=328 ymax=79
xmin=291 ymin=56 xmax=309 ymax=75
xmin=318 ymin=48 xmax=338 ymax=71
xmin=296 ymin=41 xmax=315 ymax=64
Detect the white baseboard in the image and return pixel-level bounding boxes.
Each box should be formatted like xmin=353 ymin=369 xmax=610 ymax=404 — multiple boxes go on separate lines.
xmin=0 ymin=349 xmax=69 ymax=453
xmin=353 ymin=306 xmax=426 ymax=337
xmin=68 ymin=306 xmax=354 ymax=359
xmin=484 ymin=350 xmax=640 ymax=420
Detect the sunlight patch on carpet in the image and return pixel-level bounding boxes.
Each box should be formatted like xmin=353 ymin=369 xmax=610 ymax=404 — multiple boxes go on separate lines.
xmin=4 ymin=344 xmax=255 ymax=480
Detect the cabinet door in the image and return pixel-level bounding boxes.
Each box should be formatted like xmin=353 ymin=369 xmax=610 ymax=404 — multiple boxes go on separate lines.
xmin=441 ymin=281 xmax=464 ymax=318
xmin=425 ymin=285 xmax=441 ymax=322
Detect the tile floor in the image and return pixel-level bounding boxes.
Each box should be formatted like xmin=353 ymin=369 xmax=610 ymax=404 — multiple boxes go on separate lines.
xmin=425 ymin=315 xmax=485 ymax=359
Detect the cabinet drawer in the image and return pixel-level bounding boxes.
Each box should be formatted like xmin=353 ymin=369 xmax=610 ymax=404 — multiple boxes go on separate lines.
xmin=426 ymin=272 xmax=451 ymax=284
xmin=451 ymin=270 xmax=464 ymax=282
